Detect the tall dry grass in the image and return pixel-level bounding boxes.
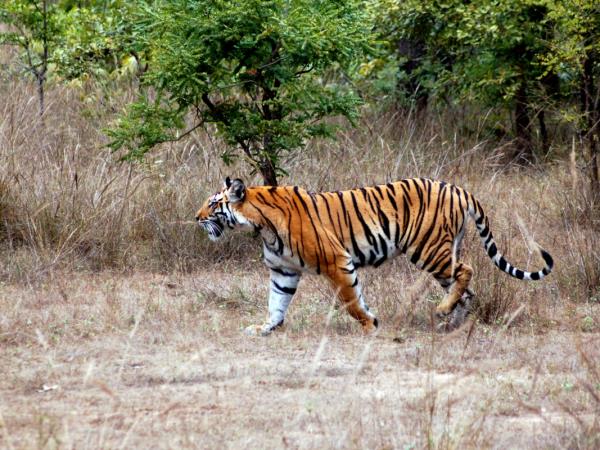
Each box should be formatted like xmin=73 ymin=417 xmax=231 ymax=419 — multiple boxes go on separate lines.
xmin=0 ymin=78 xmax=258 ymax=281
xmin=0 ymin=71 xmax=598 ymax=326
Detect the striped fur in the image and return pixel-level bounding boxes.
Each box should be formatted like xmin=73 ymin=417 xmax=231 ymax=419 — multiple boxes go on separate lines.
xmin=196 ymin=177 xmax=553 ymax=335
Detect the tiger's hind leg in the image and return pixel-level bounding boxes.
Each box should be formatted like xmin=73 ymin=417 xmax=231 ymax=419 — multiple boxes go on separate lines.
xmin=434 ymin=262 xmax=474 ymax=319
xmin=326 ymin=260 xmax=378 ymax=334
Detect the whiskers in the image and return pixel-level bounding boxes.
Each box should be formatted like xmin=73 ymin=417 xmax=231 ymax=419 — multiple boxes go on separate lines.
xmin=201 ymin=219 xmax=224 ymax=239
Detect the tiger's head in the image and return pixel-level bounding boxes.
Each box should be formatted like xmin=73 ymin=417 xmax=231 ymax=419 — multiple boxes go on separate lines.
xmin=195 ymin=177 xmax=251 ymax=241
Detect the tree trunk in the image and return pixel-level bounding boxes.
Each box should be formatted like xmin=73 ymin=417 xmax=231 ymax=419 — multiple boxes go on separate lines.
xmin=38 ymin=0 xmax=48 ymax=118
xmin=396 ymin=38 xmax=428 ymax=113
xmin=538 ymin=109 xmax=549 ymax=155
xmin=37 ymin=75 xmax=45 ymax=117
xmin=513 ymin=82 xmax=533 ymax=161
xmin=581 ymin=57 xmax=600 ymax=198
xmin=259 ymin=157 xmax=278 ymax=186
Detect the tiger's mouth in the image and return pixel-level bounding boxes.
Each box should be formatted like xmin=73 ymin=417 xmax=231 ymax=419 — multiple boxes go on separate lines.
xmin=201 ymin=219 xmax=224 ymax=241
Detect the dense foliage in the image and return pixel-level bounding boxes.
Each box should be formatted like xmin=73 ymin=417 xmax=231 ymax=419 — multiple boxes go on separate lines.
xmin=1 ymin=0 xmax=599 ymax=188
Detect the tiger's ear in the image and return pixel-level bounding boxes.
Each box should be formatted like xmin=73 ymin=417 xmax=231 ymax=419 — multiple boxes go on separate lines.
xmin=227 ymin=178 xmax=246 ymax=203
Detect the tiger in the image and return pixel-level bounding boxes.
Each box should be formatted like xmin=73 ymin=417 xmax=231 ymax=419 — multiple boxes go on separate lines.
xmin=196 ymin=177 xmax=553 ymax=336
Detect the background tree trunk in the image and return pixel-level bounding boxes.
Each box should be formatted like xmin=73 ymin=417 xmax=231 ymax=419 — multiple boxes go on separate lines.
xmin=396 ymin=38 xmax=428 ymax=112
xmin=513 ymin=82 xmax=534 ymax=161
xmin=259 ymin=157 xmax=278 ymax=186
xmin=581 ymin=56 xmax=600 ymax=198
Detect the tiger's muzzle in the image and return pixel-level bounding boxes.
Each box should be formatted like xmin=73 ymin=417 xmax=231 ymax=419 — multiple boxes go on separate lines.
xmin=199 ymin=218 xmax=224 ymax=241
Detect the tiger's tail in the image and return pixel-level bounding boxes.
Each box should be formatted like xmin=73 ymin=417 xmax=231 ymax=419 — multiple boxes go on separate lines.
xmin=469 ymin=200 xmax=553 ymax=281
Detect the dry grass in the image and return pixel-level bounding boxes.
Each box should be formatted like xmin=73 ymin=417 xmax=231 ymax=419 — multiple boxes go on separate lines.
xmin=1 ymin=63 xmax=600 ymax=448
xmin=1 ymin=271 xmax=600 ymax=449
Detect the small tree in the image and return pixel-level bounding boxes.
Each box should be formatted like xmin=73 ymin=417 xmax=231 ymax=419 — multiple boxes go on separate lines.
xmin=107 ymin=0 xmax=371 ymax=185
xmin=0 ymin=0 xmax=58 ymax=116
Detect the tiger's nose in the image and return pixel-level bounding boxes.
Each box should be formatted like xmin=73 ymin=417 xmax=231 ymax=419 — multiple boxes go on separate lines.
xmin=195 ymin=214 xmax=200 ymax=222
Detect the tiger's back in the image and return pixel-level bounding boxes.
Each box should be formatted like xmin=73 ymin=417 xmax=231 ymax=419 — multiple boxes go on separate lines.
xmin=302 ymin=178 xmax=471 ymax=272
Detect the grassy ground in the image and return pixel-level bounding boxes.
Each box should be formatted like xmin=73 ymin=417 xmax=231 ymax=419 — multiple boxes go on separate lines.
xmin=2 ymin=269 xmax=600 ymax=449
xmin=1 ymin=70 xmax=600 ymax=448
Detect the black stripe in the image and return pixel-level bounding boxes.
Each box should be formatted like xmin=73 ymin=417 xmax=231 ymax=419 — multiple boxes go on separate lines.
xmin=293 ymin=186 xmax=328 ymax=267
xmin=363 ymin=188 xmax=378 ymax=214
xmin=448 ymin=186 xmax=455 ymax=226
xmin=514 ymin=269 xmax=525 ymax=279
xmin=293 ymin=186 xmax=309 ymax=211
xmin=337 ymin=191 xmax=349 ymax=224
xmin=309 ymin=192 xmax=322 ymax=220
xmin=410 ymin=183 xmax=444 ymax=264
xmin=368 ymin=250 xmax=377 ymax=265
xmin=434 ymin=258 xmax=452 ymax=278
xmin=421 ymin=231 xmax=448 ymax=271
xmin=373 ymin=256 xmax=387 ymax=268
xmin=272 ymin=281 xmax=297 ymax=295
xmin=426 ymin=249 xmax=451 ymax=274
xmin=541 ymin=249 xmax=554 ymax=270
xmin=348 ymin=217 xmax=366 ymax=267
xmin=350 ymin=191 xmax=378 ymax=252
xmin=530 ymin=272 xmax=541 ymax=280
xmin=385 ymin=185 xmax=398 ymax=211
xmin=403 ymin=180 xmax=426 ymax=252
xmin=475 ymin=198 xmax=484 ymax=217
xmin=377 ymin=208 xmax=391 ymax=239
xmin=394 ymin=221 xmax=400 ymax=248
xmin=400 ymin=196 xmax=411 ymax=251
xmin=321 ymin=194 xmax=336 ymax=230
xmin=399 ymin=181 xmax=413 ymax=206
xmin=487 ymin=243 xmax=497 ymax=258
xmin=287 ymin=212 xmax=294 ymax=253
xmin=271 ymin=267 xmax=297 ymax=277
xmin=373 ymin=234 xmax=388 ymax=267
xmin=498 ymin=258 xmax=507 ymax=271
xmin=249 ymin=203 xmax=284 ymax=255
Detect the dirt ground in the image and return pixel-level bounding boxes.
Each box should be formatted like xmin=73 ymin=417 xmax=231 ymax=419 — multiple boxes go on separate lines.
xmin=1 ymin=270 xmax=599 ymax=449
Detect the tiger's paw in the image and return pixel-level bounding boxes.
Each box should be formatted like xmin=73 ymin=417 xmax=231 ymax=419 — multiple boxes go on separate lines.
xmin=243 ymin=321 xmax=284 ymax=337
xmin=436 ymin=300 xmax=471 ymax=332
xmin=361 ymin=317 xmax=379 ymax=335
xmin=244 ymin=325 xmax=271 ymax=336
xmin=435 ymin=304 xmax=453 ymax=318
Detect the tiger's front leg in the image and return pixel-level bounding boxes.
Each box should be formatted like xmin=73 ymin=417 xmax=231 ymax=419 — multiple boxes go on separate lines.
xmin=244 ymin=268 xmax=301 ymax=336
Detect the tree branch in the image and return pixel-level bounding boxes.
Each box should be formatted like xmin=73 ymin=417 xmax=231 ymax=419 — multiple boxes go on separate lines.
xmin=201 ymin=93 xmax=254 ymax=160
xmin=160 ymin=121 xmax=205 ymax=144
